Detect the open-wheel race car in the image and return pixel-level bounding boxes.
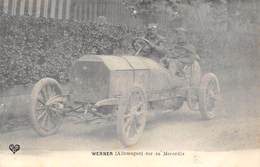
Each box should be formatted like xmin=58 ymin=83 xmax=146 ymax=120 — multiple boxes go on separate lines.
xmin=30 ymin=38 xmax=221 ymax=146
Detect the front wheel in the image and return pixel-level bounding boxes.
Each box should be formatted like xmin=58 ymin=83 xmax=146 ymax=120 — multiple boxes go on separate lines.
xmin=199 ymin=73 xmax=220 ymax=120
xmin=117 ymin=86 xmax=147 ymax=146
xmin=31 ymin=78 xmax=65 ymax=136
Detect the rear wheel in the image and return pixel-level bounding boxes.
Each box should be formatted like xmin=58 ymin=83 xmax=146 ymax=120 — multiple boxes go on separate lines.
xmin=31 ymin=78 xmax=65 ymax=136
xmin=117 ymin=86 xmax=147 ymax=146
xmin=199 ymin=73 xmax=220 ymax=120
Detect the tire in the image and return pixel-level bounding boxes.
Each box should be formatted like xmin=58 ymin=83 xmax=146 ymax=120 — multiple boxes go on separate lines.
xmin=31 ymin=78 xmax=64 ymax=136
xmin=199 ymin=73 xmax=220 ymax=120
xmin=117 ymin=86 xmax=147 ymax=146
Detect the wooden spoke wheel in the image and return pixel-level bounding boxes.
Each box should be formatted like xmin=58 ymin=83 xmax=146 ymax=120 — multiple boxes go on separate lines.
xmin=117 ymin=86 xmax=147 ymax=146
xmin=31 ymin=78 xmax=64 ymax=136
xmin=199 ymin=73 xmax=220 ymax=120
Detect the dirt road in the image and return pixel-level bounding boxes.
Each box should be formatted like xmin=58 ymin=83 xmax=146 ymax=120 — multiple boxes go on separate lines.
xmin=0 ymin=83 xmax=259 ymax=152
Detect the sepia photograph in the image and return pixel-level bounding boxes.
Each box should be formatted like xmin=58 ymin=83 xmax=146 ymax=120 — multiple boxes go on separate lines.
xmin=0 ymin=0 xmax=259 ymax=166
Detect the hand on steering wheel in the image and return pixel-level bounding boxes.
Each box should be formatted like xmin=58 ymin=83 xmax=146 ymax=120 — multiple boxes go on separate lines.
xmin=132 ymin=38 xmax=153 ymax=56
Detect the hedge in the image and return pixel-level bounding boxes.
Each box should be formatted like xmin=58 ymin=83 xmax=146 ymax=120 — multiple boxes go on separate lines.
xmin=0 ymin=14 xmax=143 ymax=89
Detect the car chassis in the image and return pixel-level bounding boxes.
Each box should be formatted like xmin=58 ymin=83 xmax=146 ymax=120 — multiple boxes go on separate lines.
xmin=30 ymin=38 xmax=221 ymax=146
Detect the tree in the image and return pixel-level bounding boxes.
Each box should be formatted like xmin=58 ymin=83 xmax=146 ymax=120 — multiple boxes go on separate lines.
xmin=122 ymin=0 xmax=184 ymax=26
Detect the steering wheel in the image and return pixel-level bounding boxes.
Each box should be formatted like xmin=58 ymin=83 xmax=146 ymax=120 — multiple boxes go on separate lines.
xmin=132 ymin=38 xmax=153 ymax=56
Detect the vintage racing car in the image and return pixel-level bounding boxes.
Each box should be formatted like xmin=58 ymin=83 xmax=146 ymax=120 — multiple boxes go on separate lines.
xmin=30 ymin=38 xmax=221 ymax=146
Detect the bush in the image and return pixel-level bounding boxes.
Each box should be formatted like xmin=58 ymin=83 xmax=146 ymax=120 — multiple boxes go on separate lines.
xmin=0 ymin=14 xmax=142 ymax=89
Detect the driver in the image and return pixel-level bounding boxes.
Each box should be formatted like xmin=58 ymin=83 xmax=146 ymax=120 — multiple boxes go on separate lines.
xmin=143 ymin=24 xmax=168 ymax=62
xmin=144 ymin=25 xmax=200 ymax=77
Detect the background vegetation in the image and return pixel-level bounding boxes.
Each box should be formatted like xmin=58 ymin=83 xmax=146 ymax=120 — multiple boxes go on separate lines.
xmin=0 ymin=0 xmax=258 ymax=89
xmin=0 ymin=14 xmax=142 ymax=89
xmin=124 ymin=0 xmax=259 ymax=84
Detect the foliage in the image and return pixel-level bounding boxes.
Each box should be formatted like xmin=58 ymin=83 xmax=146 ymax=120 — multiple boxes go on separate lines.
xmin=123 ymin=0 xmax=182 ymax=24
xmin=0 ymin=0 xmax=257 ymax=89
xmin=0 ymin=14 xmax=142 ymax=89
xmin=123 ymin=0 xmax=258 ymax=71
